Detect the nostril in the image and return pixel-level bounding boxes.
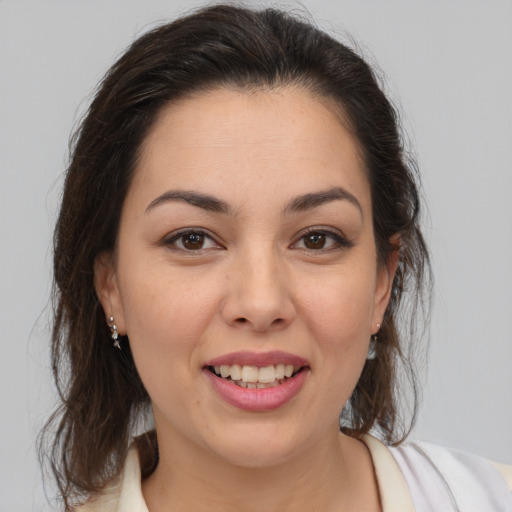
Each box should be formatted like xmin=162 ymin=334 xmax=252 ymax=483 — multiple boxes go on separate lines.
xmin=231 ymin=316 xmax=289 ymax=331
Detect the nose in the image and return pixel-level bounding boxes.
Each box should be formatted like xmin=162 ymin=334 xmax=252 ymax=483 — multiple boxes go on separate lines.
xmin=221 ymin=247 xmax=295 ymax=333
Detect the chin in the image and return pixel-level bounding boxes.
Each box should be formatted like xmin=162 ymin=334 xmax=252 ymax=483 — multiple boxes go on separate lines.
xmin=213 ymin=443 xmax=298 ymax=469
xmin=202 ymin=423 xmax=315 ymax=469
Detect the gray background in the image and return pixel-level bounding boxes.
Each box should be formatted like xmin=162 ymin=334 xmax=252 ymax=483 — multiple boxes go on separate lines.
xmin=1 ymin=0 xmax=511 ymax=510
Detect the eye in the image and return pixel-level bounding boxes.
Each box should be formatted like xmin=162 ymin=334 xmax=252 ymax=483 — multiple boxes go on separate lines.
xmin=293 ymin=229 xmax=352 ymax=252
xmin=165 ymin=229 xmax=221 ymax=252
xmin=301 ymin=232 xmax=330 ymax=250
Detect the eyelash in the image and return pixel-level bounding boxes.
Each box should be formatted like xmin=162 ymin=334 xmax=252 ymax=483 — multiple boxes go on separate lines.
xmin=291 ymin=228 xmax=354 ymax=253
xmin=162 ymin=227 xmax=353 ymax=253
xmin=163 ymin=228 xmax=223 ymax=253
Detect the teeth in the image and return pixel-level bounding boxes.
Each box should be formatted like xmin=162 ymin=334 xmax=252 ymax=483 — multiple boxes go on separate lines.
xmin=284 ymin=365 xmax=294 ymax=378
xmin=258 ymin=365 xmax=276 ymax=383
xmin=241 ymin=365 xmax=259 ymax=383
xmin=232 ymin=379 xmax=280 ymax=389
xmin=212 ymin=363 xmax=303 ymax=385
xmin=230 ymin=364 xmax=242 ymax=381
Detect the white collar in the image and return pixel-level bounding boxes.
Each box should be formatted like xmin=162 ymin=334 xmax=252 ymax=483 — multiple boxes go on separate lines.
xmin=108 ymin=435 xmax=414 ymax=512
xmin=362 ymin=434 xmax=415 ymax=512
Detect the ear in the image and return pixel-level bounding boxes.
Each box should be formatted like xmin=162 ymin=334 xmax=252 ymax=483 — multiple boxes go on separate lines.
xmin=372 ymin=236 xmax=400 ymax=333
xmin=94 ymin=251 xmax=127 ymax=335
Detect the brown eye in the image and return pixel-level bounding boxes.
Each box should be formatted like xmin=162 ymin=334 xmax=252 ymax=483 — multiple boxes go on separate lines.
xmin=293 ymin=229 xmax=353 ymax=252
xmin=304 ymin=233 xmax=326 ymax=249
xmin=182 ymin=232 xmax=205 ymax=250
xmin=165 ymin=229 xmax=221 ymax=252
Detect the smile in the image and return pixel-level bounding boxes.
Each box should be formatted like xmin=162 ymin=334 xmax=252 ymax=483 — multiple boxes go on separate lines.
xmin=203 ymin=352 xmax=309 ymax=411
xmin=208 ymin=364 xmax=304 ymax=389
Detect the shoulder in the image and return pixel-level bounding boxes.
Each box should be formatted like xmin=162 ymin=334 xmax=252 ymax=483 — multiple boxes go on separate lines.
xmin=73 ymin=447 xmax=148 ymax=512
xmin=388 ymin=439 xmax=512 ymax=512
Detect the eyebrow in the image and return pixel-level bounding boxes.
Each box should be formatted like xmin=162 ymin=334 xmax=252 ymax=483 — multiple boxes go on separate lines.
xmin=145 ymin=186 xmax=362 ymax=217
xmin=145 ymin=190 xmax=232 ymax=215
xmin=284 ymin=187 xmax=363 ymax=217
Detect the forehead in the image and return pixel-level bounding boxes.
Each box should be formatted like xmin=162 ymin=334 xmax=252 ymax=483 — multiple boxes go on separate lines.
xmin=131 ymin=87 xmax=370 ymax=213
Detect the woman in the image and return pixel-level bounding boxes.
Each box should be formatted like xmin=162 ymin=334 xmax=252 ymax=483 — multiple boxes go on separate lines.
xmin=42 ymin=5 xmax=512 ymax=511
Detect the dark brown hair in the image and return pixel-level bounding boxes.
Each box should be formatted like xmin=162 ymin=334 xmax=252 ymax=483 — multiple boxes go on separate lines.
xmin=41 ymin=4 xmax=431 ymax=508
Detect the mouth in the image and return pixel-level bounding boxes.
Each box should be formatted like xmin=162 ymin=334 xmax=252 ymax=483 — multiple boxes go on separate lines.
xmin=203 ymin=351 xmax=309 ymax=411
xmin=207 ymin=363 xmax=306 ymax=389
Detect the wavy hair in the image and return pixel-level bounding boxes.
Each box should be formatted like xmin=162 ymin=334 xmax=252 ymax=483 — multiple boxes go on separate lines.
xmin=41 ymin=4 xmax=431 ymax=509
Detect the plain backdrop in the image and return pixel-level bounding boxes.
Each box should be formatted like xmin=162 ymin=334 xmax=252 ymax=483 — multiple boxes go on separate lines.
xmin=1 ymin=0 xmax=511 ymax=510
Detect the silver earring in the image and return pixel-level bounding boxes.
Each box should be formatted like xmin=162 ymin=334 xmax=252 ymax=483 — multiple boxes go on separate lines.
xmin=367 ymin=323 xmax=381 ymax=360
xmin=108 ymin=316 xmax=121 ymax=350
xmin=367 ymin=335 xmax=377 ymax=360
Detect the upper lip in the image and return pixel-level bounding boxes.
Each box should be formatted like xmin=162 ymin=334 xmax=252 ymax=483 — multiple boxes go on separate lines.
xmin=204 ymin=351 xmax=309 ymax=368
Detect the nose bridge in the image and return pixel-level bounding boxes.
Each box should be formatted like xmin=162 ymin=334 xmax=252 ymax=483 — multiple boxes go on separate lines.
xmin=223 ymin=239 xmax=294 ymax=332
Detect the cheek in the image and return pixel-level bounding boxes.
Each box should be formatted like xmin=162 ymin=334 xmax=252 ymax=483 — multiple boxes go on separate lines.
xmin=298 ymin=268 xmax=376 ymax=344
xmin=117 ymin=267 xmax=223 ymax=384
xmin=120 ymin=262 xmax=221 ymax=336
xmin=295 ymin=265 xmax=375 ymax=396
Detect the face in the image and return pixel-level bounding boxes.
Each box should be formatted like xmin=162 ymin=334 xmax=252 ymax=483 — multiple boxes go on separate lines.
xmin=96 ymin=87 xmax=395 ymax=467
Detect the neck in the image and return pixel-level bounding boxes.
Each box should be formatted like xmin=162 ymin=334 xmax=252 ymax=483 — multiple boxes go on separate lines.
xmin=142 ymin=426 xmax=380 ymax=512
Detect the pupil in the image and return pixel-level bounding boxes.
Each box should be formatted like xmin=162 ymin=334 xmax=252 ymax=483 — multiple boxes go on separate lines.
xmin=305 ymin=233 xmax=325 ymax=249
xmin=183 ymin=233 xmax=204 ymax=249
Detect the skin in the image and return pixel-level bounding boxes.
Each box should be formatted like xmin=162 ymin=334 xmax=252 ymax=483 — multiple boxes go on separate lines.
xmin=95 ymin=87 xmax=398 ymax=511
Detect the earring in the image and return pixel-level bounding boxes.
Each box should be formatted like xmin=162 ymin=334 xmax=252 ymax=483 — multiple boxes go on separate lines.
xmin=367 ymin=323 xmax=381 ymax=360
xmin=108 ymin=316 xmax=121 ymax=350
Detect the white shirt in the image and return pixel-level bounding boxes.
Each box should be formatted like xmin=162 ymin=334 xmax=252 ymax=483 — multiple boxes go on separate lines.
xmin=77 ymin=436 xmax=512 ymax=511
xmin=365 ymin=435 xmax=512 ymax=511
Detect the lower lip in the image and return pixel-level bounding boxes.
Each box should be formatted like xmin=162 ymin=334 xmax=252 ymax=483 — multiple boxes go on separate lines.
xmin=203 ymin=368 xmax=308 ymax=412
